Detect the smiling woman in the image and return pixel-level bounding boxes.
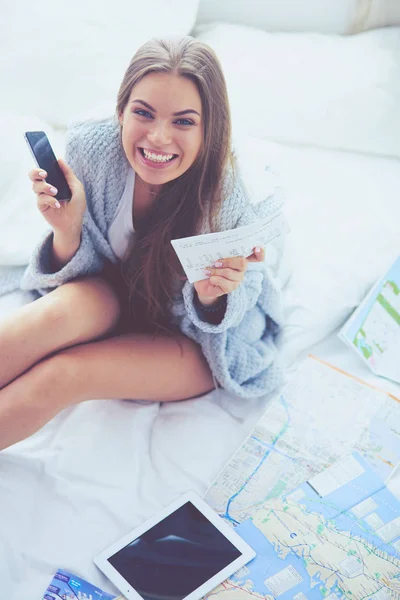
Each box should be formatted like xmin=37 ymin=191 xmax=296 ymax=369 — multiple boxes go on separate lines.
xmin=0 ymin=36 xmax=284 ymax=450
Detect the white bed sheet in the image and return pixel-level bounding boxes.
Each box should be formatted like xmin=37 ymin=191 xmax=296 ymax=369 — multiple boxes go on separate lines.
xmin=0 ymin=290 xmax=274 ymax=599
xmin=2 ymin=289 xmax=400 ymax=598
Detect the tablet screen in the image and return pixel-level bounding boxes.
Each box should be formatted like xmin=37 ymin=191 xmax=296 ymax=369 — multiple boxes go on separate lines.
xmin=107 ymin=501 xmax=242 ymax=600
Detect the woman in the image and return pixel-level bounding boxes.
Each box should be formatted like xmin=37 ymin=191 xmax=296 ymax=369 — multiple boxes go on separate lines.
xmin=0 ymin=36 xmax=284 ymax=450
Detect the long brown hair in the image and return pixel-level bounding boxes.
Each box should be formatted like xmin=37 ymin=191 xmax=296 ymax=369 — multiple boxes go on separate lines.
xmin=117 ymin=37 xmax=235 ymax=335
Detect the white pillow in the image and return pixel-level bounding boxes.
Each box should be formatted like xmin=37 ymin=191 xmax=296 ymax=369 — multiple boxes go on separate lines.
xmin=0 ymin=0 xmax=200 ymax=129
xmin=195 ymin=23 xmax=400 ymax=159
xmin=0 ymin=114 xmax=64 ymax=265
xmin=233 ymin=135 xmax=400 ymax=365
xmin=196 ymin=0 xmax=400 ymax=34
xmin=197 ymin=0 xmax=357 ymax=34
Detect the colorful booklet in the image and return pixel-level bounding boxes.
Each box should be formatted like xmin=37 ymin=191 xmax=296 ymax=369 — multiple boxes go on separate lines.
xmin=339 ymin=254 xmax=400 ymax=384
xmin=42 ymin=568 xmax=125 ymax=600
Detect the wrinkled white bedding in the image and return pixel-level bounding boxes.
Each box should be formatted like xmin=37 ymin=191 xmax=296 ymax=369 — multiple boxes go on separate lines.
xmin=0 ymin=290 xmax=275 ymax=599
xmin=1 ymin=286 xmax=399 ymax=599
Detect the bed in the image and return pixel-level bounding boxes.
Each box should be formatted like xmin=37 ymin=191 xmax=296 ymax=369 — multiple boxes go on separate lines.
xmin=1 ymin=2 xmax=400 ymax=597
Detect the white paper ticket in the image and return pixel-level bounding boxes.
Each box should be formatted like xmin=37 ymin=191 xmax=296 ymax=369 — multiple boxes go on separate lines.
xmin=171 ymin=211 xmax=287 ymax=283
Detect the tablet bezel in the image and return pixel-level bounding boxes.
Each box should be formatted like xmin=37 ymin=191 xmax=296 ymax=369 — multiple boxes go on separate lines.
xmin=93 ymin=490 xmax=256 ymax=600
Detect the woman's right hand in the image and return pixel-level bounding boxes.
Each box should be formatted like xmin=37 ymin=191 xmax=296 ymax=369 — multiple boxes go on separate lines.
xmin=29 ymin=159 xmax=86 ymax=238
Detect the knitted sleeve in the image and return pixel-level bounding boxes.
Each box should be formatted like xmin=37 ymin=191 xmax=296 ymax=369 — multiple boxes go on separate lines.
xmin=173 ymin=180 xmax=285 ymax=398
xmin=180 ymin=265 xmax=265 ymax=333
xmin=179 ymin=170 xmax=285 ymax=335
xmin=177 ymin=264 xmax=284 ymax=398
xmin=20 ymin=123 xmax=104 ymax=295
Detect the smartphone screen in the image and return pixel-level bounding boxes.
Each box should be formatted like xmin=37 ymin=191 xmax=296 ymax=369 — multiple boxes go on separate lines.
xmin=25 ymin=131 xmax=72 ymax=202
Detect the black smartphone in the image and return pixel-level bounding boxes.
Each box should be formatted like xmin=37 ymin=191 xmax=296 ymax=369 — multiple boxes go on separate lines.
xmin=24 ymin=131 xmax=72 ymax=202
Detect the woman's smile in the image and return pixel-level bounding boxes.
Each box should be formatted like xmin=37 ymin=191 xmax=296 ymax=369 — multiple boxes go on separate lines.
xmin=137 ymin=147 xmax=179 ymax=169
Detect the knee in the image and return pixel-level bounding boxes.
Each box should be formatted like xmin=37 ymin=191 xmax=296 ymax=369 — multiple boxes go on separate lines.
xmin=41 ymin=276 xmax=121 ymax=340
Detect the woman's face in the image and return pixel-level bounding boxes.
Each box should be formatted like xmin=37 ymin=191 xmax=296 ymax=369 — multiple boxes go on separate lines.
xmin=119 ymin=72 xmax=203 ymax=190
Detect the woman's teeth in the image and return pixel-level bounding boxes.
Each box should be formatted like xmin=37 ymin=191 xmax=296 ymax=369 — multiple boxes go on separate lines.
xmin=142 ymin=148 xmax=175 ymax=163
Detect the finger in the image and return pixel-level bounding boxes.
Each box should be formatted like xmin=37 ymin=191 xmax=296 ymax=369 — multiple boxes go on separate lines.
xmin=29 ymin=168 xmax=47 ymax=182
xmin=206 ymin=267 xmax=243 ymax=282
xmin=37 ymin=193 xmax=61 ymax=211
xmin=32 ymin=182 xmax=59 ymax=196
xmin=209 ymin=275 xmax=238 ymax=294
xmin=211 ymin=256 xmax=248 ymax=272
xmin=246 ymin=247 xmax=265 ymax=263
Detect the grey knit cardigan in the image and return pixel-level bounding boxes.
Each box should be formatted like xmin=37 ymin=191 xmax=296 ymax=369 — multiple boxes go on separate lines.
xmin=17 ymin=117 xmax=284 ymax=398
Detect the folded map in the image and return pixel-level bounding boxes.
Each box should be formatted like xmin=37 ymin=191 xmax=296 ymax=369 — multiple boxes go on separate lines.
xmin=339 ymin=254 xmax=400 ymax=384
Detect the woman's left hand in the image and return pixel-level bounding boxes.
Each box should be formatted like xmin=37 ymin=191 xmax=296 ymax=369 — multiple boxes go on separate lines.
xmin=194 ymin=247 xmax=265 ymax=306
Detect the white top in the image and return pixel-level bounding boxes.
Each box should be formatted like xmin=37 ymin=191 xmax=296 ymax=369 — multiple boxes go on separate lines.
xmin=107 ymin=167 xmax=135 ymax=260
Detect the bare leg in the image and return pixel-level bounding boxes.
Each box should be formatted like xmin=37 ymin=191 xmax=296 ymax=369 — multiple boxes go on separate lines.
xmin=0 ymin=332 xmax=215 ymax=450
xmin=0 ymin=276 xmax=120 ymax=389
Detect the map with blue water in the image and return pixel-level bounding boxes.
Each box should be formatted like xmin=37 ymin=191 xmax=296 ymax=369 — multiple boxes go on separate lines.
xmin=205 ymin=453 xmax=400 ymax=600
xmin=205 ymin=358 xmax=400 ymax=600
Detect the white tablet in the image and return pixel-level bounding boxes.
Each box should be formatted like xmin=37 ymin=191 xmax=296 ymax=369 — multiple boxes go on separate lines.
xmin=93 ymin=490 xmax=256 ymax=600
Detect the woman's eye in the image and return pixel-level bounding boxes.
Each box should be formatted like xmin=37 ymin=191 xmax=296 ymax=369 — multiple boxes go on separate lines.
xmin=175 ymin=118 xmax=194 ymax=126
xmin=133 ymin=109 xmax=152 ymax=118
xmin=132 ymin=110 xmax=193 ymax=126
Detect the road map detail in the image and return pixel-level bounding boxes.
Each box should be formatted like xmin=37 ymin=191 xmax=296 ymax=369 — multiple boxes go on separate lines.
xmin=204 ymin=358 xmax=400 ymax=600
